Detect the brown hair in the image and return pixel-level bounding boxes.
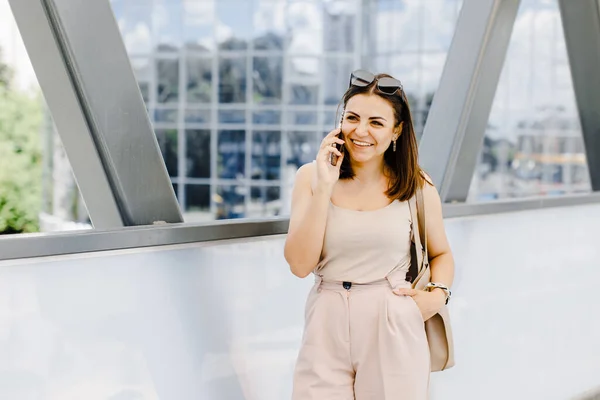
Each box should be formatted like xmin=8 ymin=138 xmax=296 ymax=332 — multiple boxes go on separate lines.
xmin=337 ymin=73 xmax=428 ymax=201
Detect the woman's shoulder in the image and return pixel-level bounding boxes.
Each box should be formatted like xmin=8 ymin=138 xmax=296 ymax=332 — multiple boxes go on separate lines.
xmin=294 ymin=161 xmax=318 ymax=192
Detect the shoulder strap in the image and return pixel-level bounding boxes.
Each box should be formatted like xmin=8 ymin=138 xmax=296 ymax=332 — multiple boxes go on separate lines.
xmin=416 ymin=186 xmax=429 ymax=268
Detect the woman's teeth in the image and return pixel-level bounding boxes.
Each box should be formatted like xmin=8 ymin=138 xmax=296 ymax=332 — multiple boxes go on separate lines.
xmin=352 ymin=139 xmax=373 ymax=147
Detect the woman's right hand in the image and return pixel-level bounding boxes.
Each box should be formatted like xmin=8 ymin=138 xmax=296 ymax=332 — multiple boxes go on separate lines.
xmin=315 ymin=128 xmax=345 ymax=192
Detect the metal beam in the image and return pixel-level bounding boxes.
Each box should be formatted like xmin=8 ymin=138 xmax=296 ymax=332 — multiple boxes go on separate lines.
xmin=558 ymin=0 xmax=600 ymax=191
xmin=8 ymin=0 xmax=183 ymax=227
xmin=419 ymin=0 xmax=520 ymax=202
xmin=1 ymin=192 xmax=599 ymax=261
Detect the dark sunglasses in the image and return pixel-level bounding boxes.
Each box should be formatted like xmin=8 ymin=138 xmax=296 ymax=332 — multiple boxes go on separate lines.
xmin=349 ymin=69 xmax=404 ymax=96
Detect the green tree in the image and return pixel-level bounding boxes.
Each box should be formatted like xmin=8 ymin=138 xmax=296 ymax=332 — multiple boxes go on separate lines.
xmin=0 ymin=54 xmax=43 ymax=234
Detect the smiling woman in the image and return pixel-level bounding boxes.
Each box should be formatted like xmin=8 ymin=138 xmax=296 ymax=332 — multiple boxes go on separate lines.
xmin=284 ymin=69 xmax=455 ymax=399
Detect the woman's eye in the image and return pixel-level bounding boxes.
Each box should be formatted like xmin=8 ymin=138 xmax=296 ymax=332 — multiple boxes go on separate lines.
xmin=346 ymin=116 xmax=357 ymax=121
xmin=372 ymin=121 xmax=383 ymax=126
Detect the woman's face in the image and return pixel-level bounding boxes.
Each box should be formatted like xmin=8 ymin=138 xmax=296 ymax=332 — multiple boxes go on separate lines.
xmin=341 ymin=93 xmax=400 ymax=164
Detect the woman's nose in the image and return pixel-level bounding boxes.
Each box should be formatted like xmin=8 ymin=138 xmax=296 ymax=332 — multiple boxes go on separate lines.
xmin=355 ymin=123 xmax=369 ymax=137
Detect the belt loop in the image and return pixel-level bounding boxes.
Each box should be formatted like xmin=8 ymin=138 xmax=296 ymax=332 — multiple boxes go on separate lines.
xmin=315 ymin=274 xmax=323 ymax=293
xmin=385 ymin=274 xmax=395 ymax=291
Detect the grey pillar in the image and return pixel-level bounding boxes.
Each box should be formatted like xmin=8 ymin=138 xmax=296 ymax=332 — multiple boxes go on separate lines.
xmin=419 ymin=0 xmax=520 ymax=202
xmin=8 ymin=0 xmax=183 ymax=228
xmin=559 ymin=0 xmax=600 ymax=191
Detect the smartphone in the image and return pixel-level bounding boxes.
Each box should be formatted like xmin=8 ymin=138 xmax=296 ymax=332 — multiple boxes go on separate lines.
xmin=329 ymin=111 xmax=345 ymax=166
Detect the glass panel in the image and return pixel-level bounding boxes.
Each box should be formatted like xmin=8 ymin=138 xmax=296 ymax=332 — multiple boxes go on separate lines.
xmin=253 ymin=110 xmax=281 ymax=124
xmin=324 ymin=57 xmax=352 ymax=105
xmin=219 ymin=57 xmax=247 ymax=103
xmin=287 ymin=57 xmax=319 ymax=105
xmin=323 ymin=110 xmax=342 ymax=130
xmin=155 ymin=129 xmax=179 ymax=177
xmin=186 ymin=58 xmax=212 ymax=103
xmin=253 ymin=57 xmax=283 ymax=104
xmin=215 ymin=185 xmax=246 ymax=219
xmin=183 ymin=1 xmax=215 ymax=52
xmin=468 ymin=0 xmax=592 ymax=202
xmin=286 ymin=131 xmax=319 ymax=169
xmin=154 ymin=108 xmax=178 ymax=123
xmin=218 ymin=109 xmax=246 ymax=123
xmin=249 ymin=186 xmax=281 ymax=217
xmin=156 ymin=58 xmax=179 ymax=104
xmin=287 ymin=1 xmax=323 ymax=55
xmin=217 ymin=130 xmax=246 ymax=179
xmin=216 ymin=1 xmax=253 ymax=50
xmin=422 ymin=0 xmax=462 ymax=52
xmin=288 ymin=110 xmax=317 ymax=125
xmin=372 ymin=0 xmax=420 ymax=54
xmin=323 ymin=0 xmax=357 ymax=52
xmin=252 ymin=131 xmax=281 ymax=180
xmin=185 ymin=184 xmax=210 ymax=211
xmin=154 ymin=1 xmax=183 ymax=52
xmin=117 ymin=5 xmax=153 ymax=54
xmin=184 ymin=109 xmax=211 ymax=123
xmin=186 ymin=129 xmax=211 ymax=178
xmin=253 ymin=0 xmax=286 ymax=50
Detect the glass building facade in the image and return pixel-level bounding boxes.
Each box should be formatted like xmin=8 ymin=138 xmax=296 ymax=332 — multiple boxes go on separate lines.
xmin=28 ymin=0 xmax=590 ymax=225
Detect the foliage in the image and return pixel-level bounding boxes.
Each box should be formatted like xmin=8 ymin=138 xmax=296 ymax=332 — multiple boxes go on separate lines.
xmin=0 ymin=64 xmax=44 ymax=234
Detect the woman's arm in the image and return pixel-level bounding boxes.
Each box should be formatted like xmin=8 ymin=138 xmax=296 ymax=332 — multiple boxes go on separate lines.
xmin=283 ymin=163 xmax=332 ymax=278
xmin=422 ymin=181 xmax=455 ymax=303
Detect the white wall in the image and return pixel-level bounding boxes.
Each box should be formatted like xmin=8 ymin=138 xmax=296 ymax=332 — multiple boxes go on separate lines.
xmin=0 ymin=203 xmax=599 ymax=399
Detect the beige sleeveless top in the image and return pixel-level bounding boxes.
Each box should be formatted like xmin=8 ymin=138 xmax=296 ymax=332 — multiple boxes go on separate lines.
xmin=311 ymin=164 xmax=413 ymax=284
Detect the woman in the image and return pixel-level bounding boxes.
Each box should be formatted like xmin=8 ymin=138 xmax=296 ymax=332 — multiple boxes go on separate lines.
xmin=284 ymin=69 xmax=455 ymax=399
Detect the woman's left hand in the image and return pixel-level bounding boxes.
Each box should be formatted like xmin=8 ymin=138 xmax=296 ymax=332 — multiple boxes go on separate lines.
xmin=393 ymin=288 xmax=446 ymax=321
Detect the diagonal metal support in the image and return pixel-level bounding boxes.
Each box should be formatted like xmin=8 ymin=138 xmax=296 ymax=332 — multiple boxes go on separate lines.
xmin=8 ymin=0 xmax=183 ymax=228
xmin=419 ymin=0 xmax=520 ymax=202
xmin=558 ymin=0 xmax=600 ymax=191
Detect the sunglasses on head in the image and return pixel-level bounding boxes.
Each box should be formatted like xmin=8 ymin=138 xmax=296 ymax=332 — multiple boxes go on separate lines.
xmin=349 ymin=69 xmax=404 ymax=96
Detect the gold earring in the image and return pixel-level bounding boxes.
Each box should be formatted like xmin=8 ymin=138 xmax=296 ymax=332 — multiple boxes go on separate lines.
xmin=393 ymin=139 xmax=397 ymax=152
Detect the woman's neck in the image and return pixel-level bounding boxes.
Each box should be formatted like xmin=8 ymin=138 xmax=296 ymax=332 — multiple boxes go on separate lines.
xmin=351 ymin=157 xmax=387 ymax=184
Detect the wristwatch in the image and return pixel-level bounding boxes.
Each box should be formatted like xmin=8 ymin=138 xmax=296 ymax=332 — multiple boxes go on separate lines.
xmin=425 ymin=282 xmax=451 ymax=305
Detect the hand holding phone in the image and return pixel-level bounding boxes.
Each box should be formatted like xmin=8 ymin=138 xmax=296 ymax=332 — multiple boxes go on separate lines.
xmin=329 ymin=111 xmax=345 ymax=166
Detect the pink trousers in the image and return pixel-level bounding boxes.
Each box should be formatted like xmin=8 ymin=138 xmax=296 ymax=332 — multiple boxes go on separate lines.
xmin=292 ymin=271 xmax=430 ymax=400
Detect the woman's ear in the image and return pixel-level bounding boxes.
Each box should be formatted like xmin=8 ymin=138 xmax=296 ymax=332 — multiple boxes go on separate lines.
xmin=395 ymin=121 xmax=404 ymax=137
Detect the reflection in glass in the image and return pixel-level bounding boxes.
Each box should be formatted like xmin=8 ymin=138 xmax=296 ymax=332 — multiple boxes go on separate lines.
xmin=323 ymin=1 xmax=356 ymax=52
xmin=157 ymin=58 xmax=179 ymax=103
xmin=216 ymin=1 xmax=252 ymax=50
xmin=252 ymin=131 xmax=281 ymax=180
xmin=218 ymin=110 xmax=246 ymax=123
xmin=289 ymin=84 xmax=319 ymax=105
xmin=287 ymin=131 xmax=319 ymax=169
xmin=118 ymin=5 xmax=152 ymax=54
xmin=253 ymin=57 xmax=283 ymax=104
xmin=324 ymin=57 xmax=352 ymax=105
xmin=184 ymin=109 xmax=211 ymax=123
xmin=187 ymin=58 xmax=212 ymax=103
xmin=183 ymin=1 xmax=214 ymax=51
xmin=218 ymin=130 xmax=245 ymax=179
xmin=185 ymin=184 xmax=210 ymax=212
xmin=287 ymin=2 xmax=323 ymax=54
xmin=253 ymin=0 xmax=285 ymax=50
xmin=154 ymin=108 xmax=178 ymax=123
xmin=468 ymin=0 xmax=592 ymax=202
xmin=186 ymin=130 xmax=211 ymax=178
xmin=288 ymin=111 xmax=317 ymax=125
xmin=219 ymin=57 xmax=247 ymax=103
xmin=216 ymin=185 xmax=246 ymax=219
xmin=249 ymin=186 xmax=281 ymax=217
xmin=253 ymin=110 xmax=281 ymax=124
xmin=155 ymin=129 xmax=178 ymax=177
xmin=155 ymin=2 xmax=183 ymax=52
